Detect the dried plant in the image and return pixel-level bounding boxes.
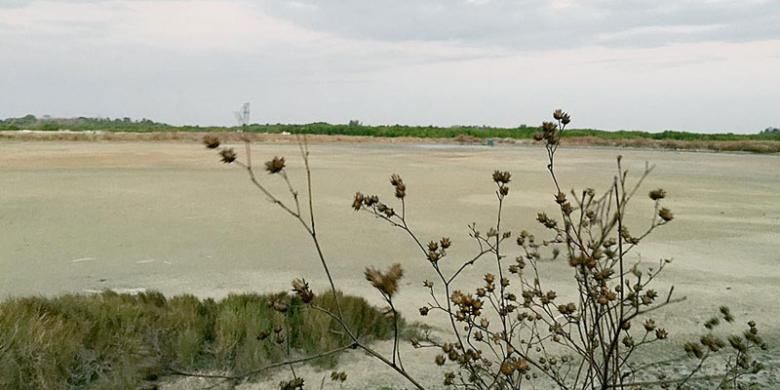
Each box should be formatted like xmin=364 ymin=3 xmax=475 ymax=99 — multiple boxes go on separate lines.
xmin=197 ymin=110 xmax=767 ymax=389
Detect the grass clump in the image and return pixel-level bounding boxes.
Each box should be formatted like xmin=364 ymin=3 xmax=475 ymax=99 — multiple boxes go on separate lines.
xmin=0 ymin=290 xmax=397 ymax=389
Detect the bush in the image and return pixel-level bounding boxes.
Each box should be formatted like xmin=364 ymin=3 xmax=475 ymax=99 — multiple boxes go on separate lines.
xmin=206 ymin=109 xmax=769 ymax=389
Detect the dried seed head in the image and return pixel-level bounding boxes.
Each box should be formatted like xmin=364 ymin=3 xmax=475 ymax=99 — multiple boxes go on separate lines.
xmin=537 ymin=212 xmax=557 ymax=229
xmin=364 ymin=263 xmax=404 ymax=298
xmin=553 ymin=109 xmax=571 ymax=125
xmin=279 ymin=377 xmax=304 ymax=390
xmin=330 ymin=371 xmax=347 ymax=382
xmin=390 ymin=174 xmax=406 ymax=199
xmin=219 ymin=148 xmax=237 ymax=163
xmin=291 ymin=278 xmax=314 ymax=304
xmin=265 ymin=156 xmax=286 ymax=174
xmin=352 ymin=192 xmax=364 ymax=211
xmin=500 ymin=360 xmax=515 ymax=375
xmin=649 ymin=189 xmax=667 ymax=200
xmin=435 ymin=354 xmax=446 ymax=366
xmin=658 ymin=207 xmax=674 ymax=222
xmin=419 ymin=306 xmax=429 ymax=316
xmin=203 ymin=135 xmax=220 ymax=149
xmin=684 ymin=342 xmax=705 ymax=359
xmin=554 ymin=192 xmax=567 ymax=204
xmin=492 ymin=170 xmax=512 ymax=184
xmin=271 ymin=299 xmax=288 ymax=313
xmin=440 ymin=237 xmax=451 ymax=249
xmin=515 ymin=359 xmax=530 ymax=373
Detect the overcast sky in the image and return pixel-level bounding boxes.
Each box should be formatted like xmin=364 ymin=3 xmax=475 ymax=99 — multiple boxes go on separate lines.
xmin=1 ymin=0 xmax=778 ymax=132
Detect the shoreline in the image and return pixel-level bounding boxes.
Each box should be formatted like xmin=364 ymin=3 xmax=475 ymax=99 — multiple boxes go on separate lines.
xmin=2 ymin=130 xmax=779 ymax=154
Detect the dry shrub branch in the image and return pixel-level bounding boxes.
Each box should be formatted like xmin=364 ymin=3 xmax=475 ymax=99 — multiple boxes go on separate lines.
xmin=201 ymin=110 xmax=767 ymax=389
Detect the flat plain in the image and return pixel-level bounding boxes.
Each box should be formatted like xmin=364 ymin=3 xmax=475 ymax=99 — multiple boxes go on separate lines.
xmin=1 ymin=140 xmax=778 ymax=387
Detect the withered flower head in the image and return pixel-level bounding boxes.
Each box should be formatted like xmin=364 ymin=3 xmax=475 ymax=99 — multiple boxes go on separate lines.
xmin=515 ymin=359 xmax=530 ymax=373
xmin=537 ymin=212 xmax=557 ymax=229
xmin=291 ymin=278 xmax=314 ymax=303
xmin=440 ymin=237 xmax=451 ymax=249
xmin=265 ymin=156 xmax=286 ymax=174
xmin=365 ymin=195 xmax=379 ymax=207
xmin=203 ymin=135 xmax=220 ymax=149
xmin=390 ymin=174 xmax=407 ymax=199
xmin=554 ymin=109 xmax=571 ymax=125
xmin=219 ymin=148 xmax=237 ymax=164
xmin=500 ymin=360 xmax=516 ymax=375
xmin=271 ymin=299 xmax=288 ymax=313
xmin=554 ymin=191 xmax=567 ymax=204
xmin=492 ymin=170 xmax=512 ymax=184
xmin=352 ymin=192 xmax=364 ymax=211
xmin=330 ymin=371 xmax=347 ymax=382
xmin=279 ymin=377 xmax=304 ymax=390
xmin=658 ymin=207 xmax=674 ymax=222
xmin=419 ymin=306 xmax=430 ymax=316
xmin=364 ymin=263 xmax=404 ymax=298
xmin=435 ymin=355 xmax=446 ymax=366
xmin=649 ymin=189 xmax=667 ymax=200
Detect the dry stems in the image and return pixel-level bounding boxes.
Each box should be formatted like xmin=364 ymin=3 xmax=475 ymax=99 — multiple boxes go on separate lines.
xmin=198 ymin=110 xmax=768 ymax=389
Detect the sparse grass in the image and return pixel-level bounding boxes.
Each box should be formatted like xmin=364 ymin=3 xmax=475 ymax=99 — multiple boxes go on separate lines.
xmin=0 ymin=290 xmax=398 ymax=389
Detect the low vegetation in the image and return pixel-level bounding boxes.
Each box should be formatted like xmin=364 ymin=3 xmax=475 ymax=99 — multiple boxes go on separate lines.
xmin=2 ymin=115 xmax=779 ymax=150
xmin=0 ymin=290 xmax=398 ymax=389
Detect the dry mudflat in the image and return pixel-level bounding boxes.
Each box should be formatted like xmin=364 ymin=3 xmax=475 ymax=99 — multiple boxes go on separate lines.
xmin=1 ymin=140 xmax=778 ymax=388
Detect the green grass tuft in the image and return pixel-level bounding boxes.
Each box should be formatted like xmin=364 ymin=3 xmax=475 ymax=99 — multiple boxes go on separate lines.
xmin=0 ymin=290 xmax=396 ymax=389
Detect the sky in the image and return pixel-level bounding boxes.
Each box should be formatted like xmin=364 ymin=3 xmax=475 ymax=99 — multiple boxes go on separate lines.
xmin=0 ymin=0 xmax=779 ymax=133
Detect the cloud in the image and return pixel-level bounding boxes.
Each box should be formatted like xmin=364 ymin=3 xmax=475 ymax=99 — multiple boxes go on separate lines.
xmin=0 ymin=0 xmax=778 ymax=133
xmin=259 ymin=0 xmax=780 ymax=49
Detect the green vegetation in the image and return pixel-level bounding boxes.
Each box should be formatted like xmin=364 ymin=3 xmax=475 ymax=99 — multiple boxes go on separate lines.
xmin=2 ymin=114 xmax=779 ymax=142
xmin=0 ymin=290 xmax=398 ymax=389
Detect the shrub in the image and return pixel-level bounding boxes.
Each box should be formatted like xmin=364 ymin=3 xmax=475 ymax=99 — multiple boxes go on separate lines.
xmin=205 ymin=109 xmax=768 ymax=389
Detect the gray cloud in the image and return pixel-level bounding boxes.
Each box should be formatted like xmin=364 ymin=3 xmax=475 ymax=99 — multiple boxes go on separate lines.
xmin=260 ymin=0 xmax=780 ymax=49
xmin=0 ymin=0 xmax=778 ymax=133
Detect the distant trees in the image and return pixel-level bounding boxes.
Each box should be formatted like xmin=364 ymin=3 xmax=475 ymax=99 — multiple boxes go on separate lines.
xmin=761 ymin=127 xmax=779 ymax=134
xmin=0 ymin=115 xmax=169 ymax=131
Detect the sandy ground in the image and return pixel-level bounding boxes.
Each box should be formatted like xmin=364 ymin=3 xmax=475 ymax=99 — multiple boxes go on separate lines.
xmin=1 ymin=140 xmax=778 ymax=388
